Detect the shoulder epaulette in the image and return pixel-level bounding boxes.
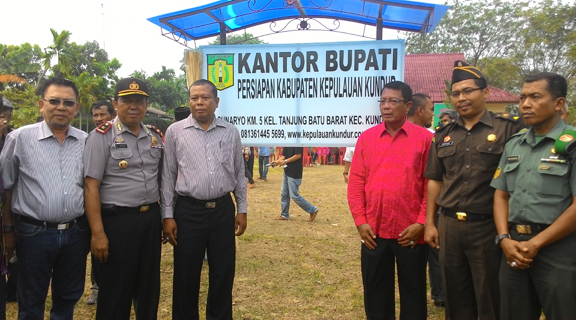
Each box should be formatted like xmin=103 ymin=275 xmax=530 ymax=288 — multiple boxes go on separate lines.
xmin=496 ymin=113 xmax=521 ymax=122
xmin=95 ymin=122 xmax=112 ymax=134
xmin=146 ymin=124 xmax=164 ymax=142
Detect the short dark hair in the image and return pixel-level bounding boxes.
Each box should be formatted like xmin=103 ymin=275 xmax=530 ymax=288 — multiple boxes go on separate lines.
xmin=40 ymin=78 xmax=79 ymax=100
xmin=91 ymin=101 xmax=115 ymax=115
xmin=524 ymin=72 xmax=567 ymax=100
xmin=382 ymin=81 xmax=412 ymax=103
xmin=408 ymin=93 xmax=431 ymax=117
xmin=189 ymin=79 xmax=218 ymax=99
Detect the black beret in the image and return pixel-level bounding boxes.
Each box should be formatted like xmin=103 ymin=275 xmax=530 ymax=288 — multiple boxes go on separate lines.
xmin=452 ymin=60 xmax=486 ymax=86
xmin=174 ymin=107 xmax=191 ymax=122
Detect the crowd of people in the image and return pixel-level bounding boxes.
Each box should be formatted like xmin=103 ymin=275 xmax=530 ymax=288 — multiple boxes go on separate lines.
xmin=0 ymin=58 xmax=573 ymax=320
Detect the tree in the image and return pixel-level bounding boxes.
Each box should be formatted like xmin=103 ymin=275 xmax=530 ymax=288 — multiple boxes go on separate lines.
xmin=209 ymin=32 xmax=267 ymax=45
xmin=36 ymin=29 xmax=76 ymax=90
xmin=0 ymin=44 xmax=41 ymax=89
xmin=129 ymin=68 xmax=188 ymax=111
xmin=405 ymin=0 xmax=527 ymax=66
xmin=1 ymin=86 xmax=41 ymax=128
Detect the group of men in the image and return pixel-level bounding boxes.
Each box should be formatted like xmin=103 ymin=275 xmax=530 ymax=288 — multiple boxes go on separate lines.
xmin=348 ymin=61 xmax=575 ymax=320
xmin=0 ymin=77 xmax=247 ymax=320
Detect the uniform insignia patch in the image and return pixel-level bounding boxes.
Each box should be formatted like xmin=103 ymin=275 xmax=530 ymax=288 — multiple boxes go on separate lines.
xmin=119 ymin=160 xmax=128 ymax=169
xmin=96 ymin=122 xmax=111 ymax=134
xmin=487 ymin=134 xmax=497 ymax=142
xmin=559 ymin=134 xmax=574 ymax=142
xmin=444 ymin=136 xmax=452 ymax=143
xmin=494 ymin=167 xmax=501 ymax=179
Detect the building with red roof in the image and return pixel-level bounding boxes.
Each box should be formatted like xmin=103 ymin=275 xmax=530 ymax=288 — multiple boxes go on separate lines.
xmin=405 ymin=53 xmax=519 ymax=114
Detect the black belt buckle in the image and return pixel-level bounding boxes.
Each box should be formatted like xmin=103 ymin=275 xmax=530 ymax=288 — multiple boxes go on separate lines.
xmin=206 ymin=202 xmax=216 ymax=209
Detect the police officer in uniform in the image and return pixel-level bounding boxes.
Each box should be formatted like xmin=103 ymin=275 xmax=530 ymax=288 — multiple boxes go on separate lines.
xmin=424 ymin=61 xmax=524 ymax=320
xmin=84 ymin=78 xmax=164 ymax=320
xmin=491 ymin=72 xmax=576 ymax=319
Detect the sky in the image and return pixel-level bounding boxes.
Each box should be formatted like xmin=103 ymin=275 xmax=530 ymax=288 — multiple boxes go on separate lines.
xmin=1 ymin=0 xmax=444 ymax=78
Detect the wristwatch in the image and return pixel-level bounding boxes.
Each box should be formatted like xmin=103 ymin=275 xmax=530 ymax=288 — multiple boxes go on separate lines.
xmin=3 ymin=225 xmax=15 ymax=234
xmin=494 ymin=234 xmax=511 ymax=245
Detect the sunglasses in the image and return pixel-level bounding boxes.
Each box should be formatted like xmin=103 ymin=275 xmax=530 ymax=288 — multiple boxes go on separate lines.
xmin=42 ymin=98 xmax=77 ymax=108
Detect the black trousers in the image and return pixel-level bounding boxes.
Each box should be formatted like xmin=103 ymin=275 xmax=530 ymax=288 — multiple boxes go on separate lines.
xmin=500 ymin=230 xmax=576 ymax=320
xmin=173 ymin=194 xmax=236 ymax=320
xmin=439 ymin=213 xmax=501 ymax=320
xmin=362 ymin=238 xmax=428 ymax=320
xmin=95 ymin=203 xmax=161 ymax=320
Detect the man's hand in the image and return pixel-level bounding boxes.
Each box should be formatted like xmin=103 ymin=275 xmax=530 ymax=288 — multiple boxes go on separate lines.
xmin=425 ymin=225 xmax=440 ymax=249
xmin=235 ymin=214 xmax=247 ymax=236
xmin=500 ymin=238 xmax=533 ymax=269
xmin=398 ymin=223 xmax=424 ymax=248
xmin=91 ymin=232 xmax=109 ymax=263
xmin=3 ymin=232 xmax=16 ymax=259
xmin=357 ymin=223 xmax=377 ymax=250
xmin=163 ymin=218 xmax=178 ymax=246
xmin=343 ymin=173 xmax=349 ymax=184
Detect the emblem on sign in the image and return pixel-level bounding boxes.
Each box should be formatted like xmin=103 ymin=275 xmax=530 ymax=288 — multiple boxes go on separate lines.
xmin=207 ymin=54 xmax=234 ymax=91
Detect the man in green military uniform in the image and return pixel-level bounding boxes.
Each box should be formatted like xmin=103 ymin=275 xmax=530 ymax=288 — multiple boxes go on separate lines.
xmin=424 ymin=61 xmax=524 ymax=320
xmin=491 ymin=72 xmax=576 ymax=319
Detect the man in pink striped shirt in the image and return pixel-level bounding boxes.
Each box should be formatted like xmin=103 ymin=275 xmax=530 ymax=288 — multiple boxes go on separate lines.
xmin=348 ymin=81 xmax=433 ymax=320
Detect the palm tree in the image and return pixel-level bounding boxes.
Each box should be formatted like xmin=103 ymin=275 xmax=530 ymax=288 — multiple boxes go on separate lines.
xmin=36 ymin=29 xmax=76 ymax=90
xmin=72 ymin=71 xmax=100 ymax=131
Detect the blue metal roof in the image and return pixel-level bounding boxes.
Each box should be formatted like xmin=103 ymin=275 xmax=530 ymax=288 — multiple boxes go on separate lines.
xmin=148 ymin=0 xmax=449 ymax=46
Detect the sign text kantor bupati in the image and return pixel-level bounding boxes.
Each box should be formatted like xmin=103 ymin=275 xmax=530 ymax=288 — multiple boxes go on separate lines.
xmin=201 ymin=40 xmax=405 ymax=147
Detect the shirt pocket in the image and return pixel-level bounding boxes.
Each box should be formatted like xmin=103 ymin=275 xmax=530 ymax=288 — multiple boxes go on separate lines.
xmin=110 ymin=149 xmax=133 ymax=160
xmin=150 ymin=149 xmax=162 ymax=159
xmin=538 ymin=163 xmax=569 ymax=196
xmin=503 ymin=161 xmax=520 ymax=192
xmin=437 ymin=146 xmax=457 ymax=177
xmin=477 ymin=143 xmax=505 ymax=172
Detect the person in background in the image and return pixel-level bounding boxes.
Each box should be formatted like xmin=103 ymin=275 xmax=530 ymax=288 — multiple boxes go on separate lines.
xmin=408 ymin=93 xmax=435 ymax=130
xmin=342 ymin=147 xmax=354 ymax=184
xmin=258 ymin=146 xmax=271 ymax=181
xmin=86 ymin=100 xmax=116 ymax=306
xmin=273 ymin=147 xmax=319 ymax=221
xmin=439 ymin=109 xmax=458 ymax=127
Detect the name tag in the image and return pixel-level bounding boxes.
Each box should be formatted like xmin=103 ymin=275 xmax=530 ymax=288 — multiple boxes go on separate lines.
xmin=507 ymin=156 xmax=520 ymax=163
xmin=114 ymin=143 xmax=127 ymax=148
xmin=438 ymin=141 xmax=453 ymax=148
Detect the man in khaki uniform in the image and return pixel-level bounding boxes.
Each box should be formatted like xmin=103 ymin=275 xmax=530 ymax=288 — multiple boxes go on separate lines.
xmin=491 ymin=72 xmax=576 ymax=320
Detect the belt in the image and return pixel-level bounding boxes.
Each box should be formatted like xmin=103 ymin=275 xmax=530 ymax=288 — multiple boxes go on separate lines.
xmin=101 ymin=202 xmax=159 ymax=213
xmin=179 ymin=194 xmax=230 ymax=209
xmin=509 ymin=222 xmax=550 ymax=235
xmin=18 ymin=214 xmax=86 ymax=230
xmin=443 ymin=209 xmax=493 ymax=222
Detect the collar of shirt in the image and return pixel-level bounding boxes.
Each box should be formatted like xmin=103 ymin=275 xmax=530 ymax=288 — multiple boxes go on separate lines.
xmin=520 ymin=118 xmax=570 ymax=146
xmin=38 ymin=121 xmax=82 ymax=141
xmin=184 ymin=116 xmax=228 ymax=131
xmin=112 ymin=117 xmax=146 ymax=137
xmin=377 ymin=117 xmax=419 ymax=137
xmin=454 ymin=108 xmax=493 ymax=128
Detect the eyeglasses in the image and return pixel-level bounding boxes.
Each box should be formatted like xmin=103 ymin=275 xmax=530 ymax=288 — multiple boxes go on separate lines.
xmin=378 ymin=98 xmax=405 ymax=106
xmin=450 ymin=87 xmax=484 ymax=98
xmin=42 ymin=98 xmax=77 ymax=108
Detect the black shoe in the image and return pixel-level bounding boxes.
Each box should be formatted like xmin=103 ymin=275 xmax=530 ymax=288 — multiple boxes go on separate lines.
xmin=433 ymin=300 xmax=445 ymax=307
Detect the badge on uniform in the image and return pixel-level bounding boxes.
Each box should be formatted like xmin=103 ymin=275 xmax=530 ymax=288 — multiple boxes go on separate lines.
xmin=115 ymin=137 xmax=124 ymax=143
xmin=487 ymin=134 xmax=497 ymax=142
xmin=554 ymin=130 xmax=576 ymax=155
xmin=506 ymin=156 xmax=520 ymax=163
xmin=494 ymin=167 xmax=501 ymax=179
xmin=538 ymin=164 xmax=551 ymax=170
xmin=119 ymin=160 xmax=128 ymax=169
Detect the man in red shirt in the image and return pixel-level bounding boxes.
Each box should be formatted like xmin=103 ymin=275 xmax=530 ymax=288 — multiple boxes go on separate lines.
xmin=348 ymin=81 xmax=432 ymax=320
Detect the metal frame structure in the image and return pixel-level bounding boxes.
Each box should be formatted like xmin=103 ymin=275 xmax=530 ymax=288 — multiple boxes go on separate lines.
xmin=148 ymin=0 xmax=449 ymax=47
